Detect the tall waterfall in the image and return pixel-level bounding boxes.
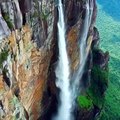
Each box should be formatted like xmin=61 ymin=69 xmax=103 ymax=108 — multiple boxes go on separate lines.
xmin=54 ymin=0 xmax=72 ymax=120
xmin=54 ymin=0 xmax=93 ymax=120
xmin=0 ymin=10 xmax=10 ymax=41
xmin=14 ymin=0 xmax=23 ymax=28
xmin=73 ymin=0 xmax=93 ymax=93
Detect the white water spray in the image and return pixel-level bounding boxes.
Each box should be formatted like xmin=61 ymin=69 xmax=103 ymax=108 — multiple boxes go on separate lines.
xmin=73 ymin=0 xmax=94 ymax=92
xmin=54 ymin=0 xmax=72 ymax=120
xmin=6 ymin=54 xmax=13 ymax=87
xmin=14 ymin=0 xmax=23 ymax=28
xmin=54 ymin=0 xmax=94 ymax=119
xmin=0 ymin=10 xmax=10 ymax=40
xmin=2 ymin=54 xmax=13 ymax=88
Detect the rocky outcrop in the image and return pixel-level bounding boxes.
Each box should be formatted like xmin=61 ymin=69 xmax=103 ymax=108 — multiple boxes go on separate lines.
xmin=0 ymin=0 xmax=109 ymax=120
xmin=0 ymin=25 xmax=54 ymax=120
xmin=76 ymin=27 xmax=109 ymax=120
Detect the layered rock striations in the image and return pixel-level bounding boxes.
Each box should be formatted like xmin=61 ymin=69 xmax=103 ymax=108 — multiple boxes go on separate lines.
xmin=0 ymin=0 xmax=109 ymax=120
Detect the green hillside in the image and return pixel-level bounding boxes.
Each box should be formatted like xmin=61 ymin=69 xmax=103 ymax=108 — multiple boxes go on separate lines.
xmin=96 ymin=3 xmax=120 ymax=120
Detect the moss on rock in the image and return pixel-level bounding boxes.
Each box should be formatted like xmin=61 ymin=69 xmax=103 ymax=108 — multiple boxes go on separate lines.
xmin=3 ymin=13 xmax=14 ymax=29
xmin=0 ymin=50 xmax=9 ymax=68
xmin=77 ymin=95 xmax=93 ymax=110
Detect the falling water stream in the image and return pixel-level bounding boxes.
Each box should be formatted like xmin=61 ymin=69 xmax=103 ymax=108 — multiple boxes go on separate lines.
xmin=54 ymin=0 xmax=72 ymax=120
xmin=14 ymin=0 xmax=23 ymax=28
xmin=55 ymin=0 xmax=93 ymax=120
xmin=0 ymin=10 xmax=10 ymax=40
xmin=73 ymin=0 xmax=93 ymax=95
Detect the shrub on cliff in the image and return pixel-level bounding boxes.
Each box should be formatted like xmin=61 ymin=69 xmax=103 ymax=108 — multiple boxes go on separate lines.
xmin=0 ymin=50 xmax=8 ymax=68
xmin=3 ymin=13 xmax=14 ymax=29
xmin=87 ymin=64 xmax=109 ymax=109
xmin=77 ymin=95 xmax=93 ymax=110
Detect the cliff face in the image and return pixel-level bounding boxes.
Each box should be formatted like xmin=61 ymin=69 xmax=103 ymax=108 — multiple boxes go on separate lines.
xmin=0 ymin=0 xmax=109 ymax=120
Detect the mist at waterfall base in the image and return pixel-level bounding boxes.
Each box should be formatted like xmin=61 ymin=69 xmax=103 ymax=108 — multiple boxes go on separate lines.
xmin=53 ymin=0 xmax=93 ymax=120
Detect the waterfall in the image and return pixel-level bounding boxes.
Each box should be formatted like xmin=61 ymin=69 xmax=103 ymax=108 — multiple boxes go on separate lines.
xmin=2 ymin=54 xmax=13 ymax=88
xmin=72 ymin=0 xmax=93 ymax=94
xmin=6 ymin=54 xmax=13 ymax=87
xmin=0 ymin=10 xmax=10 ymax=41
xmin=54 ymin=0 xmax=94 ymax=119
xmin=54 ymin=0 xmax=73 ymax=120
xmin=14 ymin=0 xmax=23 ymax=28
